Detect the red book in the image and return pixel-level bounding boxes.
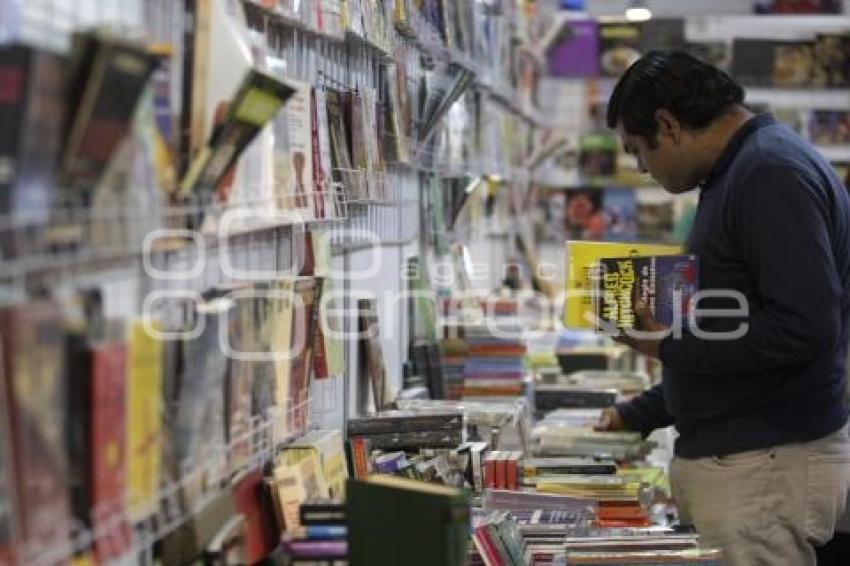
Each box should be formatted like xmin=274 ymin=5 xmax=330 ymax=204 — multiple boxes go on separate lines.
xmin=483 ymin=453 xmax=497 ymax=489
xmin=90 ymin=342 xmax=132 ymax=561
xmin=233 ymin=468 xmax=275 ymax=563
xmin=310 ymin=88 xmax=325 ymax=219
xmin=495 ymin=452 xmax=507 ymax=490
xmin=472 ymin=525 xmax=504 ymax=566
xmin=505 ymin=452 xmax=519 ymax=491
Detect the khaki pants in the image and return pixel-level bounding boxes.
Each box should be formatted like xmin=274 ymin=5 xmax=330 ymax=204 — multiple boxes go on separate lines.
xmin=670 ymin=425 xmax=850 ymax=566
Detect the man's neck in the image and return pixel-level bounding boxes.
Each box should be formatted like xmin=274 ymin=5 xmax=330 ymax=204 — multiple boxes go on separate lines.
xmin=695 ymin=105 xmax=755 ymax=182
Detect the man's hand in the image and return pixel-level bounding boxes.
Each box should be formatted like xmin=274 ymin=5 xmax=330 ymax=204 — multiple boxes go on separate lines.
xmin=595 ymin=406 xmax=626 ymax=432
xmin=613 ymin=299 xmax=668 ymax=360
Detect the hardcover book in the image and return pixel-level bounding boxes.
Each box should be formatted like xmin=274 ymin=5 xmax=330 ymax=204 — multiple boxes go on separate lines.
xmin=564 ymin=241 xmax=681 ymax=328
xmin=595 ymin=254 xmax=699 ymax=331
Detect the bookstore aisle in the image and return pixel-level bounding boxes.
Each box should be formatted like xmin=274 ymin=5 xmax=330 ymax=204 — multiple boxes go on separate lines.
xmin=1 ymin=0 xmax=850 ymax=565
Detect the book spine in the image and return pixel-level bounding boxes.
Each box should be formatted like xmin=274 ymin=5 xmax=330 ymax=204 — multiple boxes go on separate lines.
xmin=0 ymin=47 xmax=28 ymax=218
xmin=495 ymin=453 xmax=507 ymax=490
xmin=310 ymin=88 xmax=325 ymax=219
xmin=312 ymin=279 xmax=330 ymax=379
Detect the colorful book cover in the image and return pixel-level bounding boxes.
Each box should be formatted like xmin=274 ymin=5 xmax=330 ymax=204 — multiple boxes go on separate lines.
xmin=579 ymin=133 xmax=618 ymax=180
xmin=596 ymin=255 xmax=699 ymax=331
xmin=126 ymin=320 xmax=163 ymax=520
xmin=564 ymin=241 xmax=681 ymax=328
xmin=558 ymin=187 xmax=638 ymax=242
xmin=598 ymin=22 xmax=642 ymax=78
xmin=809 ymin=110 xmax=850 ymax=146
xmin=547 ymin=19 xmax=599 ymax=78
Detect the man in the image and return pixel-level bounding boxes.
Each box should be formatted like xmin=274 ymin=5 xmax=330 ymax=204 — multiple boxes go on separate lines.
xmin=598 ymin=51 xmax=850 ymax=566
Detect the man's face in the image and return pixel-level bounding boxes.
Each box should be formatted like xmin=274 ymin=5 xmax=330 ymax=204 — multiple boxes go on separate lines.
xmin=617 ymin=122 xmax=700 ymax=194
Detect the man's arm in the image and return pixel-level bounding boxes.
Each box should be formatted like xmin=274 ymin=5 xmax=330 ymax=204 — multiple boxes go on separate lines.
xmin=660 ymin=164 xmax=843 ymax=374
xmin=598 ymin=384 xmax=673 ymax=437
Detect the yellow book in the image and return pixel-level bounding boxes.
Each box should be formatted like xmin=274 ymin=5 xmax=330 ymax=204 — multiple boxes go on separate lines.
xmin=126 ymin=320 xmax=163 ymax=520
xmin=564 ymin=240 xmax=681 ymax=328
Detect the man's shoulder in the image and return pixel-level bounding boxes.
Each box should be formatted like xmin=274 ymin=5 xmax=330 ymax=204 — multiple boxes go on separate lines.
xmin=728 ymin=125 xmax=829 ymax=187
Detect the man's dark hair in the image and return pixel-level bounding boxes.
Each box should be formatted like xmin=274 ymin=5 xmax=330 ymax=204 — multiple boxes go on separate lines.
xmin=606 ymin=51 xmax=745 ymax=141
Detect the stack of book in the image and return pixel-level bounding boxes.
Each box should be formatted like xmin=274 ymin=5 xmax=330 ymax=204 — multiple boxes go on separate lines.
xmin=532 ymin=425 xmax=652 ymax=462
xmin=279 ymin=500 xmax=347 ymax=565
xmin=346 ymin=411 xmax=464 ymax=450
xmin=440 ymin=338 xmax=469 ymax=400
xmin=461 ymin=325 xmax=528 ymax=399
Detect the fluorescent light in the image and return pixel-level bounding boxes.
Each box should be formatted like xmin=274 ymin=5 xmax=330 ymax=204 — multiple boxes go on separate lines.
xmin=625 ymin=6 xmax=652 ymax=21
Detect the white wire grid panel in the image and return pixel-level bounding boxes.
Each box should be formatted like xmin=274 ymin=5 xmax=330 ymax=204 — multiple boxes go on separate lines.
xmin=19 ymin=383 xmax=339 ymax=566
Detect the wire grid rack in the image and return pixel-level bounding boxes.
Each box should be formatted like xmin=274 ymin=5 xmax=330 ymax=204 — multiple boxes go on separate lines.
xmin=17 ymin=383 xmax=339 ymax=566
xmin=0 ymin=1 xmax=547 ymax=562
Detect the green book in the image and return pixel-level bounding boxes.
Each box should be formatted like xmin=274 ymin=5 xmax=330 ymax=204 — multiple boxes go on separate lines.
xmin=347 ymin=475 xmax=471 ymax=566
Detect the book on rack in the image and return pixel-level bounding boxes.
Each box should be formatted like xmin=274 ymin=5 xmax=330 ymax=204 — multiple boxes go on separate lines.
xmin=639 ymin=19 xmax=685 ymax=53
xmin=0 ymin=45 xmax=66 ymax=261
xmin=60 ymin=32 xmax=158 ymax=194
xmin=812 ymin=33 xmax=850 ymax=87
xmin=595 ymin=254 xmax=699 ymax=332
xmin=810 ymin=110 xmax=850 ymax=146
xmin=598 ymin=22 xmax=642 ymax=78
xmin=347 ymin=475 xmax=471 ymax=566
xmin=326 ymin=88 xmax=362 ymax=201
xmin=313 ymin=87 xmax=337 ymax=219
xmin=159 ymin=483 xmax=238 ymax=565
xmin=0 ymin=301 xmax=72 ymax=557
xmin=272 ymin=451 xmax=329 ymax=531
xmin=313 ymin=277 xmax=346 ymax=379
xmin=125 ymin=320 xmax=163 ymax=521
xmin=357 ymin=298 xmax=392 ymax=411
xmin=232 ymin=467 xmax=277 ymax=564
xmin=345 ymin=90 xmax=373 ymax=200
xmin=181 ymin=68 xmax=295 ymax=197
xmin=547 ymin=18 xmax=599 ymax=78
xmin=732 ymin=39 xmax=814 ymax=87
xmin=174 ymin=298 xmax=230 ymax=510
xmin=283 ymin=429 xmax=349 ymax=500
xmin=419 ymin=61 xmax=476 ymax=145
xmin=564 ymin=241 xmax=681 ymax=328
xmin=289 ymin=277 xmax=320 ymax=432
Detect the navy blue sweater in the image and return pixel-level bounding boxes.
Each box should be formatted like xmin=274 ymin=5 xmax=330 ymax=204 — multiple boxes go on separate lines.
xmin=617 ymin=114 xmax=850 ymax=458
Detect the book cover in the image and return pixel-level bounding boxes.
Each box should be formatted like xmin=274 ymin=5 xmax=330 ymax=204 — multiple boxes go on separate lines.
xmin=0 ymin=45 xmax=65 ymax=262
xmin=357 ymin=299 xmax=391 ymax=411
xmin=60 ymin=33 xmax=158 ymax=193
xmin=326 ymin=88 xmax=361 ymax=201
xmin=598 ymin=22 xmax=642 ymax=78
xmin=175 ymin=299 xmax=230 ymax=509
xmin=126 ymin=320 xmax=163 ymax=521
xmin=347 ymin=476 xmax=470 ymax=566
xmin=639 ymin=19 xmax=685 ymax=53
xmin=579 ymin=133 xmax=618 ymax=180
xmin=547 ymin=18 xmax=599 ymax=78
xmin=181 ymin=69 xmax=295 ymax=197
xmin=313 ymin=277 xmax=346 ymax=379
xmin=0 ymin=301 xmax=71 ymax=557
xmin=810 ymin=110 xmax=850 ymax=146
xmin=313 ymin=88 xmax=337 ymax=219
xmin=596 ymin=254 xmax=699 ymax=331
xmin=90 ymin=341 xmax=132 ymax=561
xmin=562 ymin=187 xmax=638 ymax=242
xmin=773 ymin=41 xmax=814 ymax=87
xmin=731 ymin=39 xmax=775 ymax=86
xmin=232 ymin=468 xmax=276 ymax=564
xmin=346 ymin=90 xmax=372 ymax=200
xmin=288 ymin=278 xmax=319 ymax=432
xmin=812 ymin=33 xmax=850 ymax=87
xmin=287 ymin=429 xmax=349 ymax=500
xmin=564 ymin=241 xmax=681 ymax=328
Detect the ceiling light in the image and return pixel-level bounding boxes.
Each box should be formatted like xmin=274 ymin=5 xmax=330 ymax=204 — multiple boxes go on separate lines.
xmin=625 ymin=0 xmax=652 ymax=22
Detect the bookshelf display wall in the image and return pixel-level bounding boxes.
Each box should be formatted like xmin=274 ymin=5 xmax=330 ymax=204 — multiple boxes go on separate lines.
xmin=0 ymin=0 xmax=548 ymax=564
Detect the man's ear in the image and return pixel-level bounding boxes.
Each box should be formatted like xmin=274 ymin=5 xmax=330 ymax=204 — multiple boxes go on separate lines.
xmin=654 ymin=109 xmax=681 ymax=143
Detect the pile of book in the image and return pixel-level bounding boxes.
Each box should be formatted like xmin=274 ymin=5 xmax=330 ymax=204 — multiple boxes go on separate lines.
xmin=279 ymin=501 xmax=347 ymax=565
xmin=461 ymin=325 xmax=528 ymax=399
xmin=346 ymin=411 xmax=464 ymax=451
xmin=564 ymin=528 xmax=723 ymax=565
xmin=440 ymin=338 xmax=469 ymax=400
xmin=534 ymin=370 xmax=650 ymax=418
